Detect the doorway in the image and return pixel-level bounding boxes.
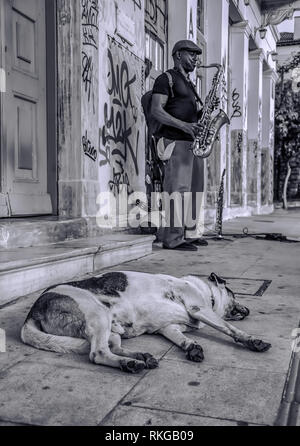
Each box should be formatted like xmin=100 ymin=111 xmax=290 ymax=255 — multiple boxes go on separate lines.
xmin=0 ymin=0 xmax=57 ymax=217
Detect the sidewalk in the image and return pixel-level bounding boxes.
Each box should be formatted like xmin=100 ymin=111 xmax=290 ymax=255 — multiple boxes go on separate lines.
xmin=0 ymin=209 xmax=300 ymax=426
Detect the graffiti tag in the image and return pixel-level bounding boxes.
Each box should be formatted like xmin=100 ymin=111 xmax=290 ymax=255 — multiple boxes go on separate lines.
xmin=145 ymin=0 xmax=167 ymax=35
xmin=109 ymin=160 xmax=133 ymax=197
xmin=100 ymin=48 xmax=139 ymax=176
xmin=82 ymin=51 xmax=94 ymax=103
xmin=231 ymin=88 xmax=242 ymax=119
xmin=82 ymin=130 xmax=97 ymax=161
xmin=82 ymin=0 xmax=99 ymax=49
xmin=236 ymin=132 xmax=243 ymax=154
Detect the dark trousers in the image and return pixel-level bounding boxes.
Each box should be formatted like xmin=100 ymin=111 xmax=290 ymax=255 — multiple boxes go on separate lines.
xmin=161 ymin=139 xmax=204 ymax=248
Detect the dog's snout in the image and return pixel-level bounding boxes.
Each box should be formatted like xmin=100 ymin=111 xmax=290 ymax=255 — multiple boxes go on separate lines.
xmin=243 ymin=306 xmax=250 ymax=317
xmin=236 ymin=304 xmax=250 ymax=318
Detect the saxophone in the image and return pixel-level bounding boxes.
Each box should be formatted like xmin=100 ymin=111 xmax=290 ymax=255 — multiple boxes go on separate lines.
xmin=192 ymin=64 xmax=230 ymax=159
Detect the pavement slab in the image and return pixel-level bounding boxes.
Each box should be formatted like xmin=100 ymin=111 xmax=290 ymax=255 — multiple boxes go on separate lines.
xmin=0 ymin=361 xmax=141 ymax=426
xmin=122 ymin=360 xmax=286 ymax=426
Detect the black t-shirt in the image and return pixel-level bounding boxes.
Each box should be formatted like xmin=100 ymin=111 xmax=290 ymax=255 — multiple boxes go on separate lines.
xmin=152 ymin=69 xmax=200 ymax=141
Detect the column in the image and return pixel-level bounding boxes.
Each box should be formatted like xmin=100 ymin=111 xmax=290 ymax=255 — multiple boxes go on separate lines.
xmin=57 ymin=0 xmax=100 ymax=219
xmin=81 ymin=0 xmax=100 ymax=217
xmin=228 ymin=21 xmax=251 ymax=208
xmin=168 ymin=0 xmax=198 ymax=69
xmin=247 ymin=49 xmax=264 ymax=208
xmin=262 ymin=69 xmax=277 ymax=210
xmin=205 ymin=0 xmax=230 ymax=207
xmin=57 ymin=0 xmax=83 ymax=218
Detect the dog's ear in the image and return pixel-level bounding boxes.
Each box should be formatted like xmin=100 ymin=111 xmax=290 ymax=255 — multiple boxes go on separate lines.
xmin=225 ymin=286 xmax=235 ymax=298
xmin=208 ymin=273 xmax=227 ymax=285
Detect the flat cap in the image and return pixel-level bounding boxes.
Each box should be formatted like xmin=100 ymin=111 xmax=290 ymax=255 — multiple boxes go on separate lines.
xmin=172 ymin=40 xmax=202 ymax=56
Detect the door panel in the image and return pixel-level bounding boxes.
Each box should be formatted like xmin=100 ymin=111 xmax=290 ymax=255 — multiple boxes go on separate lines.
xmin=14 ymin=94 xmax=37 ymax=176
xmin=2 ymin=0 xmax=52 ymax=216
xmin=13 ymin=7 xmax=36 ymax=74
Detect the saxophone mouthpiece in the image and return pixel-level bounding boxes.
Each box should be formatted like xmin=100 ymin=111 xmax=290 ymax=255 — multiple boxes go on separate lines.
xmin=198 ymin=63 xmax=222 ymax=70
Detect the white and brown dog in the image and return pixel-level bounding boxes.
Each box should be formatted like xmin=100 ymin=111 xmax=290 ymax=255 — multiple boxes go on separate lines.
xmin=21 ymin=272 xmax=271 ymax=373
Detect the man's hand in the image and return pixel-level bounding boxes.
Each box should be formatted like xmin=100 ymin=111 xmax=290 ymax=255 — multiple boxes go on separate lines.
xmin=181 ymin=122 xmax=202 ymax=139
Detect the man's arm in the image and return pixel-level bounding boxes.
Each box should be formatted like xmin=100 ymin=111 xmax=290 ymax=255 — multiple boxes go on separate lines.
xmin=151 ymin=93 xmax=201 ymax=139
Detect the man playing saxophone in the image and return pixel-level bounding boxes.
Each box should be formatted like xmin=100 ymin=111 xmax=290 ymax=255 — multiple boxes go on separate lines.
xmin=151 ymin=39 xmax=220 ymax=251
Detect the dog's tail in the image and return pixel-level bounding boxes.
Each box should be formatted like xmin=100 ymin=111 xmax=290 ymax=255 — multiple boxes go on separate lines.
xmin=21 ymin=318 xmax=90 ymax=355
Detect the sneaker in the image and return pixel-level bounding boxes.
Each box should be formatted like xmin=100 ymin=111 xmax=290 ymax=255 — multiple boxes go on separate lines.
xmin=163 ymin=242 xmax=198 ymax=251
xmin=186 ymin=238 xmax=208 ymax=246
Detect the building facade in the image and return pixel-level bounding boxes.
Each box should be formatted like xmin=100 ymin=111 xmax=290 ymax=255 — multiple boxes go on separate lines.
xmin=0 ymin=0 xmax=288 ymax=236
xmin=275 ymin=16 xmax=300 ymax=201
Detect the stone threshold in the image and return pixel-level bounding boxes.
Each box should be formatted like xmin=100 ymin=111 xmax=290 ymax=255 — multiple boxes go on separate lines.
xmin=0 ymin=233 xmax=155 ymax=307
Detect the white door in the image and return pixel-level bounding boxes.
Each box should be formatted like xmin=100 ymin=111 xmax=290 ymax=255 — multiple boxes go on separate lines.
xmin=1 ymin=0 xmax=52 ymax=216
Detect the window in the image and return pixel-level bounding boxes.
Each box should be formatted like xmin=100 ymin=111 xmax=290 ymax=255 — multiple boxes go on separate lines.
xmin=145 ymin=1 xmax=168 ymax=89
xmin=197 ymin=0 xmax=204 ymax=33
xmin=145 ymin=29 xmax=165 ymax=72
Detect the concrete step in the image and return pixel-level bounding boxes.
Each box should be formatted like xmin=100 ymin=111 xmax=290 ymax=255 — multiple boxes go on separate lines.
xmin=0 ymin=234 xmax=155 ymax=307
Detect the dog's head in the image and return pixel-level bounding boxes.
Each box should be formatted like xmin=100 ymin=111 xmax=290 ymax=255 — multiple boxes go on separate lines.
xmin=208 ymin=273 xmax=250 ymax=321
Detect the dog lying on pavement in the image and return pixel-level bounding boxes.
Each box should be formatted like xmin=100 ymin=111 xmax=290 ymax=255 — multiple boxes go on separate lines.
xmin=21 ymin=272 xmax=271 ymax=373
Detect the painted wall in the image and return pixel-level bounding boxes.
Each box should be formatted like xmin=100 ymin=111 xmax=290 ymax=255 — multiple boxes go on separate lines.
xmin=97 ymin=0 xmax=146 ymax=223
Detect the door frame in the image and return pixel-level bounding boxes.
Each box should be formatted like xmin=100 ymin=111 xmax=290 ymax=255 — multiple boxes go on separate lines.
xmin=0 ymin=0 xmax=58 ymax=216
xmin=46 ymin=0 xmax=58 ymax=215
xmin=0 ymin=0 xmax=6 ymax=202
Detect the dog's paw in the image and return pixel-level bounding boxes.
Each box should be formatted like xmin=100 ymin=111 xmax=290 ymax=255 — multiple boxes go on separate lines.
xmin=120 ymin=359 xmax=145 ymax=374
xmin=244 ymin=339 xmax=272 ymax=352
xmin=186 ymin=343 xmax=204 ymax=362
xmin=135 ymin=353 xmax=159 ymax=369
xmin=145 ymin=356 xmax=159 ymax=369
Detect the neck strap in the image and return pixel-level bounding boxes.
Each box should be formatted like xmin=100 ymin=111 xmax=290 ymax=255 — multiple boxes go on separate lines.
xmin=173 ymin=68 xmax=203 ymax=106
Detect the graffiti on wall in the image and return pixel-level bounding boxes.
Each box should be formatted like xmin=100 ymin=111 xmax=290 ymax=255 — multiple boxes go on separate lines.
xmin=99 ymin=39 xmax=144 ymax=195
xmin=132 ymin=0 xmax=142 ymax=9
xmin=82 ymin=51 xmax=94 ymax=104
xmin=231 ymin=130 xmax=243 ymax=205
xmin=236 ymin=131 xmax=243 ymax=154
xmin=82 ymin=0 xmax=99 ymax=49
xmin=109 ymin=160 xmax=134 ymax=197
xmin=145 ymin=0 xmax=167 ymax=36
xmin=230 ymin=88 xmax=242 ymax=120
xmin=247 ymin=140 xmax=258 ymax=203
xmin=82 ymin=130 xmax=97 ymax=162
xmin=81 ymin=0 xmax=99 ymax=116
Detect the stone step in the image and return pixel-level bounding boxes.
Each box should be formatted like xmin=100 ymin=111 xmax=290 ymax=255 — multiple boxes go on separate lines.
xmin=0 ymin=234 xmax=155 ymax=307
xmin=0 ymin=217 xmax=92 ymax=250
